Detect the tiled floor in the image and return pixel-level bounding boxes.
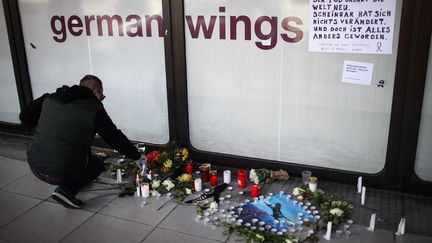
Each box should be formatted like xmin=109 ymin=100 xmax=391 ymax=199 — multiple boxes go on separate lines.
xmin=0 ymin=132 xmax=431 ymax=243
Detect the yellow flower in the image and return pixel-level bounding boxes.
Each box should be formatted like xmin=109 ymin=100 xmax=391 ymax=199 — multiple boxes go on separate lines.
xmin=161 ymin=167 xmax=170 ymax=173
xmin=181 ymin=148 xmax=189 ymax=161
xmin=163 ymin=159 xmax=173 ymax=168
xmin=177 ymin=173 xmax=193 ymax=183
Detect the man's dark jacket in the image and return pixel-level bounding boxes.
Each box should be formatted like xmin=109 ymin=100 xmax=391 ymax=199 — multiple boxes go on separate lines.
xmin=19 ymin=85 xmax=140 ymax=178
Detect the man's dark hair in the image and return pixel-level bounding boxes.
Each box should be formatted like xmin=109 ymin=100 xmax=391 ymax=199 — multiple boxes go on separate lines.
xmin=79 ymin=75 xmax=102 ymax=90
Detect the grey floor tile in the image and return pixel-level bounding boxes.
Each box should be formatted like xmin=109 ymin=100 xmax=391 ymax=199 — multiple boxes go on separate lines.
xmin=143 ymin=227 xmax=221 ymax=243
xmin=225 ymin=232 xmax=247 ymax=243
xmin=99 ymin=195 xmax=177 ymax=226
xmin=395 ymin=233 xmax=432 ymax=243
xmin=0 ymin=201 xmax=94 ymax=243
xmin=61 ymin=214 xmax=153 ymax=243
xmin=0 ymin=157 xmax=30 ymax=188
xmin=47 ymin=182 xmax=120 ymax=212
xmin=0 ymin=190 xmax=41 ymax=227
xmin=2 ymin=173 xmax=56 ymax=200
xmin=316 ymin=224 xmax=395 ymax=243
xmin=159 ymin=204 xmax=229 ymax=242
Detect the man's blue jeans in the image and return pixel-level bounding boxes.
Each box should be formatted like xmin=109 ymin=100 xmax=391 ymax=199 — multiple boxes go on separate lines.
xmin=31 ymin=155 xmax=105 ymax=196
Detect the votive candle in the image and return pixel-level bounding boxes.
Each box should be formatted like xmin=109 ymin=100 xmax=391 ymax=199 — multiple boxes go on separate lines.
xmin=194 ymin=178 xmax=202 ymax=192
xmin=223 ymin=170 xmax=231 ymax=184
xmin=141 ymin=182 xmax=150 ymax=198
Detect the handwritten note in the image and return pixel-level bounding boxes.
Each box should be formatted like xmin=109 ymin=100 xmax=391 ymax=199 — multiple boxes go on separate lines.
xmin=309 ymin=0 xmax=396 ymax=54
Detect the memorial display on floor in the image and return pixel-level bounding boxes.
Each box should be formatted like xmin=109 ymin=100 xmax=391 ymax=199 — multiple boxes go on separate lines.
xmin=97 ymin=141 xmax=355 ymax=242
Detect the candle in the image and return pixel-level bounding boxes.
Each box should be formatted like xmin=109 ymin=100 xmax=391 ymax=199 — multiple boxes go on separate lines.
xmin=135 ymin=174 xmax=141 ymax=197
xmin=210 ymin=170 xmax=218 ymax=186
xmin=223 ymin=170 xmax=231 ymax=184
xmin=357 ymin=176 xmax=363 ymax=193
xmin=361 ymin=186 xmax=366 ymax=205
xmin=395 ymin=218 xmax=406 ymax=236
xmin=324 ymin=221 xmax=332 ymax=240
xmin=194 ymin=178 xmax=202 ymax=192
xmin=309 ymin=177 xmax=317 ymax=192
xmin=116 ymin=169 xmax=122 ymax=183
xmin=238 ymin=169 xmax=247 ymax=188
xmin=200 ymin=164 xmax=210 ymax=182
xmin=251 ymin=184 xmax=260 ymax=198
xmin=186 ymin=161 xmax=193 ymax=174
xmin=141 ymin=182 xmax=150 ymax=198
xmin=366 ymin=213 xmax=376 ymax=231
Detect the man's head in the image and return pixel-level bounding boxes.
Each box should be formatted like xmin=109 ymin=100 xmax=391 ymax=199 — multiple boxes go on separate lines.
xmin=79 ymin=75 xmax=105 ymax=101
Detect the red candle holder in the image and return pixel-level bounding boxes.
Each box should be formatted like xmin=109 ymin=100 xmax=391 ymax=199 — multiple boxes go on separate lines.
xmin=210 ymin=170 xmax=218 ymax=186
xmin=238 ymin=169 xmax=247 ymax=188
xmin=251 ymin=184 xmax=260 ymax=198
xmin=186 ymin=161 xmax=193 ymax=174
xmin=200 ymin=164 xmax=210 ymax=182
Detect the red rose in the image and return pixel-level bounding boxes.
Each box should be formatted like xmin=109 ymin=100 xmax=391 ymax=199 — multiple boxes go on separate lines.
xmin=146 ymin=151 xmax=161 ymax=164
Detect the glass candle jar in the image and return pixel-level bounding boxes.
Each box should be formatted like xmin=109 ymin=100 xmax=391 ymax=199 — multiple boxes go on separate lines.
xmin=200 ymin=164 xmax=210 ymax=182
xmin=186 ymin=161 xmax=193 ymax=174
xmin=210 ymin=170 xmax=218 ymax=186
xmin=238 ymin=169 xmax=247 ymax=188
xmin=251 ymin=184 xmax=260 ymax=198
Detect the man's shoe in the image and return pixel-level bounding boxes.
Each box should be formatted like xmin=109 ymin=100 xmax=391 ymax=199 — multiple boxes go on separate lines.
xmin=52 ymin=187 xmax=83 ymax=209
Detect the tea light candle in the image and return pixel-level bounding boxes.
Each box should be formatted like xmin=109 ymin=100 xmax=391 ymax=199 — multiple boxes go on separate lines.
xmin=141 ymin=183 xmax=150 ymax=198
xmin=223 ymin=170 xmax=231 ymax=184
xmin=194 ymin=178 xmax=202 ymax=192
xmin=227 ymin=186 xmax=233 ymax=191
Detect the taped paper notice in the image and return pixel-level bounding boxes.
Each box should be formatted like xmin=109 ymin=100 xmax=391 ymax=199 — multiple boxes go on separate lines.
xmin=342 ymin=60 xmax=374 ymax=86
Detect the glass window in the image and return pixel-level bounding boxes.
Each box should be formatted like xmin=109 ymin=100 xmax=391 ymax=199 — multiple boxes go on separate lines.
xmin=414 ymin=34 xmax=432 ymax=182
xmin=185 ymin=0 xmax=402 ymax=173
xmin=0 ymin=1 xmax=21 ymax=124
xmin=18 ymin=0 xmax=169 ymax=143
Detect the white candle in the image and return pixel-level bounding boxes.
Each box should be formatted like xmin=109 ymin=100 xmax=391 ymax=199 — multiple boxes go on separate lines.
xmin=136 ymin=186 xmax=141 ymax=197
xmin=361 ymin=186 xmax=366 ymax=205
xmin=395 ymin=218 xmax=406 ymax=236
xmin=357 ymin=176 xmax=362 ymax=193
xmin=309 ymin=182 xmax=317 ymax=192
xmin=366 ymin=213 xmax=376 ymax=231
xmin=194 ymin=178 xmax=202 ymax=192
xmin=116 ymin=169 xmax=122 ymax=183
xmin=324 ymin=221 xmax=332 ymax=240
xmin=223 ymin=170 xmax=231 ymax=184
xmin=141 ymin=183 xmax=150 ymax=198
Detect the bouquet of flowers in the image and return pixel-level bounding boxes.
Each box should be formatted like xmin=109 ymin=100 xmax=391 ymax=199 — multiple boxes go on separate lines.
xmin=291 ymin=187 xmax=353 ymax=226
xmin=249 ymin=168 xmax=290 ymax=185
xmin=146 ymin=141 xmax=190 ymax=173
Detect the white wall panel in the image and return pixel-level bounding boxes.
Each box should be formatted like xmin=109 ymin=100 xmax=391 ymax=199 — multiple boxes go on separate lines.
xmin=19 ymin=0 xmax=169 ymax=143
xmin=0 ymin=1 xmax=20 ymax=124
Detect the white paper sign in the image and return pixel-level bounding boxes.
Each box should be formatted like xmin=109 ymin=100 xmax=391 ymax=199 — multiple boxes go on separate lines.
xmin=309 ymin=0 xmax=396 ymax=54
xmin=342 ymin=60 xmax=374 ymax=86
